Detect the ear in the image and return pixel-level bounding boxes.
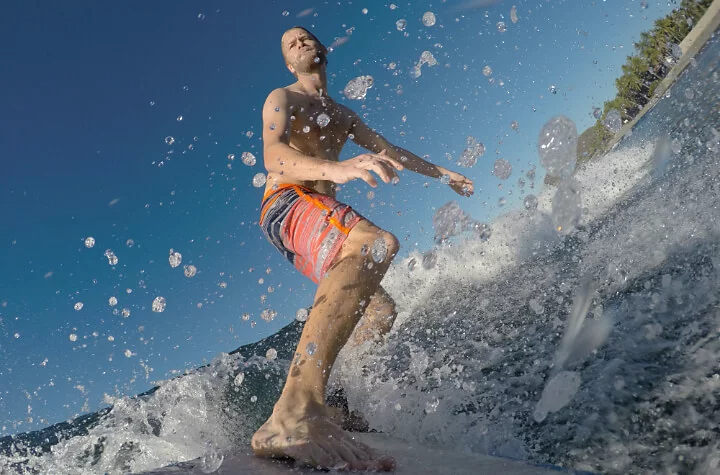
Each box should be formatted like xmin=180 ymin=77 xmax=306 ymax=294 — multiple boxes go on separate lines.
xmin=286 ymin=63 xmax=296 ymax=75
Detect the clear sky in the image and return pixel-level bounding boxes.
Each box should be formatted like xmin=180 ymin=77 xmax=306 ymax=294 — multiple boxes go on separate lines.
xmin=0 ymin=0 xmax=677 ymax=436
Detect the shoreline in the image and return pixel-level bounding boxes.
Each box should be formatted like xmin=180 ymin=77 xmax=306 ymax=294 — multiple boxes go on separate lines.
xmin=602 ymin=0 xmax=720 ymax=153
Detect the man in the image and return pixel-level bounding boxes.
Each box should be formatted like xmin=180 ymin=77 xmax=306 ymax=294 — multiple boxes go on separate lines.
xmin=252 ymin=27 xmax=474 ymax=471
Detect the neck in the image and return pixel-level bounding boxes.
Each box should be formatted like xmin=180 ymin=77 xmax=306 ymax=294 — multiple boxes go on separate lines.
xmin=296 ymin=69 xmax=328 ymax=98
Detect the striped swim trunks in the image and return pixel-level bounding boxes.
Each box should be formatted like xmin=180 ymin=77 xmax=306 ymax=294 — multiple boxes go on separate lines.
xmin=259 ymin=184 xmax=364 ymax=284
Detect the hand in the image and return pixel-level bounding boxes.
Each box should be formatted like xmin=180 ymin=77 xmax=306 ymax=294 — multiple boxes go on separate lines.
xmin=443 ymin=170 xmax=474 ymax=197
xmin=331 ymin=150 xmax=404 ymax=188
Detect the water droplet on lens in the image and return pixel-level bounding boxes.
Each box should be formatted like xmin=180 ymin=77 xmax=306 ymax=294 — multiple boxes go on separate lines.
xmin=84 ymin=237 xmax=95 ymax=248
xmin=266 ymin=348 xmax=278 ymax=361
xmin=396 ymin=19 xmax=407 ymax=31
xmin=510 ymin=5 xmax=519 ymax=23
xmin=200 ymin=440 xmax=224 ymax=474
xmin=440 ymin=174 xmax=451 ymax=184
xmin=493 ymin=159 xmax=512 ymax=180
xmin=538 ymin=116 xmax=578 ymax=179
xmin=482 ymin=65 xmax=492 ymax=77
xmin=524 ymin=194 xmax=538 ymax=211
xmin=497 ymin=21 xmax=507 ymax=33
xmin=603 ymin=109 xmax=622 ymax=133
xmin=306 ymin=342 xmax=317 ymax=355
xmin=74 ymin=302 xmax=83 ymax=311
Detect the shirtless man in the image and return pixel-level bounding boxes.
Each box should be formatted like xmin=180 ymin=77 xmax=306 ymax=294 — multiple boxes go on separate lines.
xmin=252 ymin=27 xmax=474 ymax=471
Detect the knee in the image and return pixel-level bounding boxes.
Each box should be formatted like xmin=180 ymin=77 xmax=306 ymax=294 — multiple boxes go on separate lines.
xmin=375 ymin=230 xmax=400 ymax=263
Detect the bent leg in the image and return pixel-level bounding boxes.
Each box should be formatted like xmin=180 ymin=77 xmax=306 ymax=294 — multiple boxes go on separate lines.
xmin=349 ymin=286 xmax=398 ymax=347
xmin=252 ymin=220 xmax=399 ymax=471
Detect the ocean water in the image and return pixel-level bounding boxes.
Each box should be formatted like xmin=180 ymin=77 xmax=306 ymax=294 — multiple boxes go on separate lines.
xmin=2 ymin=37 xmax=719 ymax=475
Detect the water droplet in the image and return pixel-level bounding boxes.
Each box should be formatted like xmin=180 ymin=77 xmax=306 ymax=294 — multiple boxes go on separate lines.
xmin=361 ymin=8 xmax=368 ymax=14
xmin=396 ymin=19 xmax=407 ymax=31
xmin=266 ymin=348 xmax=278 ymax=361
xmin=493 ymin=159 xmax=512 ymax=180
xmin=538 ymin=116 xmax=578 ymax=179
xmin=200 ymin=441 xmax=224 ymax=474
xmin=69 ymin=333 xmax=78 ymax=342
xmin=121 ymin=308 xmax=131 ymax=318
xmin=496 ymin=21 xmax=507 ymax=33
xmin=261 ymin=309 xmax=277 ymax=322
xmin=165 ymin=136 xmax=175 ymax=145
xmin=422 ymin=250 xmax=437 ymax=269
xmin=105 ymin=250 xmax=118 ymax=266
xmin=603 ymin=109 xmax=622 ymax=133
xmin=241 ymin=152 xmax=257 ymax=166
xmin=552 ymin=179 xmax=582 ymax=234
xmin=316 ymin=113 xmax=330 ymax=128
xmin=234 ymin=372 xmax=245 ymax=386
xmin=282 ymin=10 xmax=289 ymax=17
xmin=510 ymin=5 xmax=519 ymax=23
xmin=197 ymin=13 xmax=206 ymax=20
xmin=246 ymin=130 xmax=254 ymax=138
xmin=482 ymin=65 xmax=492 ymax=77
xmin=296 ymin=308 xmax=309 ymax=322
xmin=344 ymin=75 xmax=374 ymax=100
xmin=549 ymin=85 xmax=557 ymax=94
xmin=458 ymin=141 xmax=485 ymax=167
xmin=371 ymin=238 xmax=388 ymax=263
xmin=252 ymin=173 xmax=267 ymax=188
xmin=440 ymin=174 xmax=451 ymax=184
xmin=408 ymin=258 xmax=417 ymax=271
xmin=109 ymin=296 xmax=118 ymax=306
xmin=84 ymin=237 xmax=95 ymax=248
xmin=422 ymin=11 xmax=437 ymax=27
xmin=124 ymin=349 xmax=133 ymax=358
xmin=523 ymin=195 xmax=538 ymax=211
xmin=74 ymin=302 xmax=83 ymax=311
xmin=152 ymin=296 xmax=167 ymax=313
xmin=511 ymin=121 xmax=519 ymax=131
xmin=126 ymin=239 xmax=135 ymax=247
xmin=302 ymin=125 xmax=311 ymax=133
xmin=306 ymin=342 xmax=317 ymax=355
xmin=176 ymin=115 xmax=183 ymax=121
xmin=183 ymin=265 xmax=197 ymax=278
xmin=684 ymin=88 xmax=695 ymax=100
xmin=169 ymin=249 xmax=183 ymax=268
xmin=592 ymin=107 xmax=602 ymax=120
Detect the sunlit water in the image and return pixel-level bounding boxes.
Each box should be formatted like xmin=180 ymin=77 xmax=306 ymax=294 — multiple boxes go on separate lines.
xmin=2 ymin=37 xmax=719 ymax=475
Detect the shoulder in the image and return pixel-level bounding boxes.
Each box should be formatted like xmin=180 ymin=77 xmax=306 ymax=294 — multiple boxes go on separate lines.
xmin=264 ymin=87 xmax=290 ymax=106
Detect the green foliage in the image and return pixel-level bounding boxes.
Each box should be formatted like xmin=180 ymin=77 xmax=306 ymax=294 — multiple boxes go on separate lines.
xmin=581 ymin=0 xmax=712 ymax=163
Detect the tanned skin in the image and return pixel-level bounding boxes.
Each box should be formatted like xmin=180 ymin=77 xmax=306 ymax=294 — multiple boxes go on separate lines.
xmin=251 ymin=27 xmax=474 ymax=471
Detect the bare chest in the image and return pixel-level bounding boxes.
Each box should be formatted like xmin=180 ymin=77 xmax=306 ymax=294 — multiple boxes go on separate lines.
xmin=288 ymin=98 xmax=353 ymax=157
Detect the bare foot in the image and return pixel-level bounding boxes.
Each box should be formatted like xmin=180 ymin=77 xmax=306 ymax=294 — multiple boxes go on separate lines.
xmin=251 ymin=400 xmax=394 ymax=471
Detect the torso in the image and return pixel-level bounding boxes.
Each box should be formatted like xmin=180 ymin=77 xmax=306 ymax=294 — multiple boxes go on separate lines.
xmin=264 ymin=84 xmax=354 ymax=199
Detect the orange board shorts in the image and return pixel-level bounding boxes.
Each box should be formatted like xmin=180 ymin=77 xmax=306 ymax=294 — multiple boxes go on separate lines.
xmin=260 ymin=184 xmax=364 ymax=284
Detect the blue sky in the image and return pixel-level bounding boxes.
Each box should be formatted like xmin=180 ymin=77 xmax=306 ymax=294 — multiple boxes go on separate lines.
xmin=0 ymin=0 xmax=676 ymax=435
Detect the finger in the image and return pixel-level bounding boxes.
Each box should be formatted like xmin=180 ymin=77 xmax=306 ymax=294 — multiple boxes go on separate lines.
xmin=374 ymin=153 xmax=404 ymax=171
xmin=359 ymin=170 xmax=378 ymax=188
xmin=373 ymin=160 xmax=399 ymax=183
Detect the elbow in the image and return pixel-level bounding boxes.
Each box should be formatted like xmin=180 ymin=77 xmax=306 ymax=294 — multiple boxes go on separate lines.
xmin=263 ymin=144 xmax=284 ymax=173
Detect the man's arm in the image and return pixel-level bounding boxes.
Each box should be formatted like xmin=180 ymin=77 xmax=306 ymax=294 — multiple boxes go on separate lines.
xmin=262 ymin=88 xmax=336 ymax=182
xmin=344 ymin=106 xmax=474 ymax=196
xmin=345 ymin=107 xmax=444 ymax=178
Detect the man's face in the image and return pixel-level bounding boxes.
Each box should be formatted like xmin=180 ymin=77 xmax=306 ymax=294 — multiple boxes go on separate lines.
xmin=281 ymin=28 xmax=327 ymax=75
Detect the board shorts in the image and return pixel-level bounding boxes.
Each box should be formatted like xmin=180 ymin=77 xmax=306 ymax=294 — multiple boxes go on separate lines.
xmin=259 ymin=184 xmax=364 ymax=284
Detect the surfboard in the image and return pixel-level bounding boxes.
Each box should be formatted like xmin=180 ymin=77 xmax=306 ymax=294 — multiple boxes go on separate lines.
xmin=132 ymin=433 xmax=597 ymax=474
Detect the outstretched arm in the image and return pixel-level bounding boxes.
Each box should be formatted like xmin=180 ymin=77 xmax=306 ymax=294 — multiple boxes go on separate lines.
xmin=344 ymin=107 xmax=474 ymax=196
